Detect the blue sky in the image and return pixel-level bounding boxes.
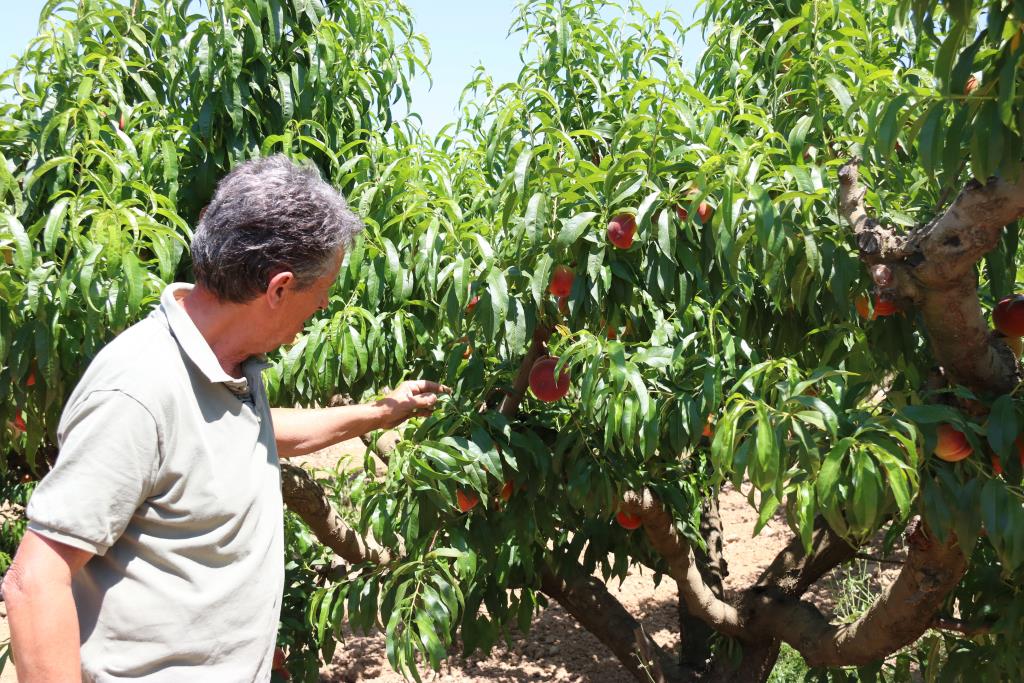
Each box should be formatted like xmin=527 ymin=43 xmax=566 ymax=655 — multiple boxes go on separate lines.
xmin=2 ymin=1 xmax=704 ymax=133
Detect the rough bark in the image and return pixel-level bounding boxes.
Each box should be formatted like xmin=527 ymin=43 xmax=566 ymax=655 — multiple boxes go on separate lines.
xmin=540 ymin=564 xmax=686 ymax=683
xmin=742 ymin=518 xmax=966 ymax=667
xmin=703 ymin=642 xmax=780 ymax=683
xmin=678 ymin=492 xmax=728 ymax=672
xmin=620 ymin=490 xmax=743 ymax=637
xmin=703 ymin=517 xmax=857 ymax=682
xmin=754 ymin=516 xmax=857 ymax=598
xmin=280 ymin=462 xmax=389 ymax=565
xmin=623 ymin=485 xmax=967 ymax=676
xmin=838 ymin=159 xmax=1024 ymax=394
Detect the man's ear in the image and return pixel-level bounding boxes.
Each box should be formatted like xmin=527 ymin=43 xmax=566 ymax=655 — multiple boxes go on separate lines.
xmin=266 ymin=271 xmax=296 ymax=308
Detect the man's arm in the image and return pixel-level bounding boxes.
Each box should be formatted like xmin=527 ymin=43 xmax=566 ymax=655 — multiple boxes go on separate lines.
xmin=272 ymin=379 xmax=449 ymax=458
xmin=4 ymin=529 xmax=93 ymax=682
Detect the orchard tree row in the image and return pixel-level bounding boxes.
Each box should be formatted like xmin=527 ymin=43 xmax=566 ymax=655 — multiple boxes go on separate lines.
xmin=3 ymin=0 xmax=1024 ymax=681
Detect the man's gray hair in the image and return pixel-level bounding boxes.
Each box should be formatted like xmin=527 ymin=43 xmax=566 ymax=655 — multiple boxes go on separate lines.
xmin=190 ymin=155 xmax=364 ymax=303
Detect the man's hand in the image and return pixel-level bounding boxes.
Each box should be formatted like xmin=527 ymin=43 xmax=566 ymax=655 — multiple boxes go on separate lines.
xmin=373 ymin=380 xmax=451 ymax=430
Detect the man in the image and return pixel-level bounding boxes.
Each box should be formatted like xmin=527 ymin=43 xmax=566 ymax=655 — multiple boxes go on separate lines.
xmin=3 ymin=155 xmax=446 ymax=681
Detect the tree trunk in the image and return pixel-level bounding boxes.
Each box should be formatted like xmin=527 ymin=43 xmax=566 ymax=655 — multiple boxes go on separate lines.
xmin=704 ymin=640 xmax=780 ymax=683
xmin=678 ymin=491 xmax=728 ymax=672
xmin=540 ymin=565 xmax=685 ymax=683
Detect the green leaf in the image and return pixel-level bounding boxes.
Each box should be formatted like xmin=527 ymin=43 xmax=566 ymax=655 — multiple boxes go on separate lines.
xmin=816 ymin=438 xmax=853 ymax=505
xmin=4 ymin=214 xmax=33 ymax=271
xmin=513 ymin=145 xmax=533 ymax=196
xmin=822 ymin=74 xmax=852 ymax=112
xmin=987 ymin=394 xmax=1019 ymax=458
xmin=750 ymin=402 xmax=778 ymax=490
xmin=555 ymin=212 xmax=598 ymax=248
xmin=486 ymin=267 xmax=509 ymax=336
xmin=42 ymin=198 xmax=69 ymax=256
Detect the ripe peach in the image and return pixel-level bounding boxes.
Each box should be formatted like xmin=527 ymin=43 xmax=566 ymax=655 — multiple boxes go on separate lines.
xmin=12 ymin=414 xmax=26 ymax=433
xmin=272 ymin=646 xmax=290 ymax=680
xmin=466 ymin=295 xmax=480 ymax=314
xmin=993 ymin=295 xmax=1024 ymax=336
xmin=457 ymin=489 xmax=479 ymax=512
xmin=529 ymin=356 xmax=570 ymax=402
xmin=500 ymin=480 xmax=513 ymax=503
xmin=874 ymin=299 xmax=898 ymax=316
xmin=675 ymin=205 xmax=688 ymax=222
xmin=607 ymin=213 xmax=636 ymax=249
xmin=549 ymin=265 xmax=575 ymax=298
xmin=702 ymin=416 xmax=714 ymax=439
xmin=935 ymin=424 xmax=971 ymax=462
xmin=616 ymin=510 xmax=642 ymax=530
xmin=965 ymin=75 xmax=979 ymax=95
xmin=856 ymin=294 xmax=897 ymax=320
xmin=696 ymin=201 xmax=713 ymax=224
xmin=26 ymin=371 xmax=35 ymax=387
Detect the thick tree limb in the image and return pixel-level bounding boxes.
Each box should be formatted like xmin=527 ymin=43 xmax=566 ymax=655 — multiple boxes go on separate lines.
xmin=704 ymin=642 xmax=780 ymax=683
xmin=743 ymin=518 xmax=966 ymax=667
xmin=838 ymin=160 xmax=1024 ymax=393
xmin=754 ymin=516 xmax=857 ymax=598
xmin=678 ymin=493 xmax=728 ymax=672
xmin=837 ymin=164 xmax=912 ymax=264
xmin=929 ymin=616 xmax=992 ymax=637
xmin=621 ymin=490 xmax=744 ymax=637
xmin=540 ymin=563 xmax=686 ymax=683
xmin=281 ymin=462 xmax=389 ymax=565
xmin=624 ymin=487 xmax=965 ymax=674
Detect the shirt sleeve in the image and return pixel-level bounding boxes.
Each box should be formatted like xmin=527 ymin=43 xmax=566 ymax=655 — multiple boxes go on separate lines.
xmin=26 ymin=389 xmax=161 ymax=556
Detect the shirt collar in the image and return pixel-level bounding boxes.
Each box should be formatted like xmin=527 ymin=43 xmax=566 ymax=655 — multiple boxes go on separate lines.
xmin=157 ymin=283 xmax=271 ymax=390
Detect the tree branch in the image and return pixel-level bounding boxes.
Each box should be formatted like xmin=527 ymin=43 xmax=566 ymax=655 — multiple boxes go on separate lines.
xmin=744 ymin=518 xmax=966 ymax=667
xmin=621 ymin=490 xmax=744 ymax=637
xmin=929 ymin=616 xmax=992 ymax=637
xmin=280 ymin=462 xmax=389 ymax=565
xmin=838 ymin=159 xmax=1024 ymax=394
xmin=540 ymin=562 xmax=687 ymax=683
xmin=837 ymin=161 xmax=912 ymax=265
xmin=678 ymin=492 xmax=728 ymax=672
xmin=499 ymin=324 xmax=552 ymax=418
xmin=754 ymin=516 xmax=857 ymax=598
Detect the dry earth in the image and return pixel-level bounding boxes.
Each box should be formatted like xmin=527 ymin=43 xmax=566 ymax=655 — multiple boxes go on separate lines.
xmin=0 ymin=439 xmax=901 ymax=683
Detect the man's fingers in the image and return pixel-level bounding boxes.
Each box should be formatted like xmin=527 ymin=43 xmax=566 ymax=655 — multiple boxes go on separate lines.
xmin=413 ymin=393 xmax=438 ymax=409
xmin=403 ymin=379 xmax=451 ymax=395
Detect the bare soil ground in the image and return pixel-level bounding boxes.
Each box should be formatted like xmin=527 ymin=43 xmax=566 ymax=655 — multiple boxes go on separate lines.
xmin=0 ymin=439 xmax=901 ymax=683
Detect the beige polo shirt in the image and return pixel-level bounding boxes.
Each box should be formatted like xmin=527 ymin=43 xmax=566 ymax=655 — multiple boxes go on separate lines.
xmin=26 ymin=283 xmax=284 ymax=682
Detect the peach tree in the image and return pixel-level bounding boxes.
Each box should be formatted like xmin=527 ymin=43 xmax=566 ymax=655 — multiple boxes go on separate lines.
xmin=4 ymin=0 xmax=1024 ymax=682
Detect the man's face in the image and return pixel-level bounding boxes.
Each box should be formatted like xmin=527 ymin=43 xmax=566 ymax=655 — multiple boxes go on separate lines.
xmin=270 ymin=249 xmax=345 ymax=349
